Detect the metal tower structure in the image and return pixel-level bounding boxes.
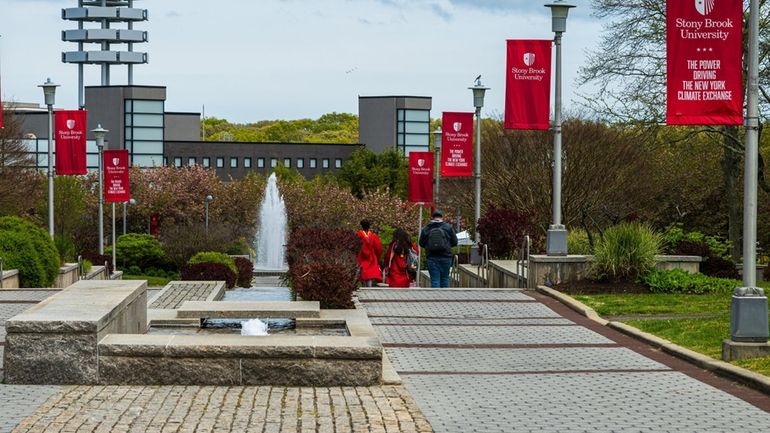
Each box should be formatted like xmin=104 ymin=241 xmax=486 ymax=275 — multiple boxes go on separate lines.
xmin=62 ymin=0 xmax=149 ymax=108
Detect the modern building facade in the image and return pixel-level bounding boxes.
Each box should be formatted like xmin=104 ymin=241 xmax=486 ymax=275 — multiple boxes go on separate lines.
xmin=358 ymin=96 xmax=432 ymax=156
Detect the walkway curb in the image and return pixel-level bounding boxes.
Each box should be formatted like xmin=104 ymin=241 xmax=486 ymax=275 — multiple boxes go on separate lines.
xmin=535 ymin=285 xmax=770 ymax=396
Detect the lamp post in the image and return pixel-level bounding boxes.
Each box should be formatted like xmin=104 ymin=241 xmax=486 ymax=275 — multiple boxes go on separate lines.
xmin=123 ymin=198 xmax=136 ymax=235
xmin=468 ymin=77 xmax=489 ymax=243
xmin=433 ymin=127 xmax=442 ymax=205
xmin=39 ymin=78 xmax=59 ymax=238
xmin=544 ymin=0 xmax=575 ymax=256
xmin=92 ymin=125 xmax=108 ymax=255
xmin=205 ymin=195 xmax=214 ymax=235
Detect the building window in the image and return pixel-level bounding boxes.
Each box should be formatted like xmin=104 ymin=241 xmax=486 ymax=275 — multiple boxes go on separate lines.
xmin=188 ymin=157 xmax=197 ymax=166
xmin=258 ymin=158 xmax=265 ymax=168
xmin=163 ymin=157 xmax=168 ymax=166
xmin=322 ymin=158 xmax=329 ymax=169
xmin=125 ymin=99 xmax=165 ymax=168
xmin=284 ymin=158 xmax=291 ymax=168
xmin=202 ymin=157 xmax=210 ymax=167
xmin=244 ymin=157 xmax=252 ymax=168
xmin=297 ymin=158 xmax=304 ymax=169
xmin=216 ymin=157 xmax=224 ymax=168
xmin=396 ymin=108 xmax=430 ymax=156
xmin=310 ymin=158 xmax=317 ymax=168
xmin=230 ymin=157 xmax=238 ymax=168
xmin=174 ymin=157 xmax=182 ymax=167
xmin=271 ymin=158 xmax=277 ymax=168
xmin=335 ymin=158 xmax=342 ymax=169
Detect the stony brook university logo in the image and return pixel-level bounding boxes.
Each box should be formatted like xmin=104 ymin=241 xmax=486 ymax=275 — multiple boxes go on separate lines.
xmin=417 ymin=159 xmax=425 ymax=168
xmin=453 ymin=122 xmax=462 ymax=133
xmin=66 ymin=119 xmax=76 ymax=129
xmin=523 ymin=52 xmax=536 ymax=67
xmin=112 ymin=157 xmax=121 ymax=166
xmin=695 ymin=0 xmax=715 ymax=16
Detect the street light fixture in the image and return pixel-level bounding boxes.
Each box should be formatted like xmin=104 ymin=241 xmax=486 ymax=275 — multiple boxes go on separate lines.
xmin=123 ymin=198 xmax=137 ymax=235
xmin=433 ymin=127 xmax=442 ymax=205
xmin=92 ymin=125 xmax=108 ymax=255
xmin=205 ymin=195 xmax=214 ymax=235
xmin=468 ymin=77 xmax=489 ymax=244
xmin=39 ymin=78 xmax=59 ymax=238
xmin=544 ymin=0 xmax=575 ymax=256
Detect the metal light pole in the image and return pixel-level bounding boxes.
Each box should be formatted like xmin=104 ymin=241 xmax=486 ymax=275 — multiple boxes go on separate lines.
xmin=545 ymin=0 xmax=575 ymax=256
xmin=469 ymin=77 xmax=489 ymax=243
xmin=39 ymin=78 xmax=59 ymax=238
xmin=93 ymin=125 xmax=108 ymax=255
xmin=205 ymin=195 xmax=214 ymax=235
xmin=123 ymin=198 xmax=136 ymax=235
xmin=111 ymin=203 xmax=116 ymax=272
xmin=433 ymin=127 xmax=442 ymax=205
xmin=728 ymin=0 xmax=768 ymax=346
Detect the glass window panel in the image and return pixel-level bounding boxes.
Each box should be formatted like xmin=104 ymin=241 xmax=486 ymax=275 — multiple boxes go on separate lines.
xmin=258 ymin=158 xmax=265 ymax=168
xmin=283 ymin=158 xmax=291 ymax=168
xmin=405 ymin=122 xmax=428 ymax=134
xmin=132 ymin=128 xmax=163 ymax=140
xmin=21 ymin=139 xmax=37 ymax=152
xmin=133 ymin=154 xmax=163 ymax=167
xmin=216 ymin=157 xmax=224 ymax=168
xmin=335 ymin=159 xmax=342 ymax=168
xmin=297 ymin=158 xmax=304 ymax=168
xmin=397 ymin=123 xmax=404 ymax=133
xmin=271 ymin=158 xmax=277 ymax=168
xmin=124 ymin=100 xmax=132 ymax=111
xmin=397 ymin=110 xmax=405 ymax=121
xmin=322 ymin=159 xmax=329 ymax=168
xmin=405 ymin=134 xmax=429 ymax=146
xmin=125 ymin=129 xmax=132 ymax=140
xmin=131 ymin=141 xmax=163 ymax=154
xmin=131 ymin=114 xmax=163 ymax=127
xmin=309 ymin=158 xmax=317 ymax=168
xmin=202 ymin=157 xmax=210 ymax=167
xmin=38 ymin=140 xmax=48 ymax=152
xmin=125 ymin=114 xmax=132 ymax=127
xmin=244 ymin=157 xmax=252 ymax=168
xmin=174 ymin=157 xmax=182 ymax=167
xmin=86 ymin=154 xmax=98 ymax=167
xmin=405 ymin=110 xmax=429 ymax=122
xmin=163 ymin=157 xmax=167 ymax=166
xmin=188 ymin=157 xmax=197 ymax=165
xmin=131 ymin=100 xmax=164 ymax=113
xmin=404 ymin=145 xmax=429 ymax=155
xmin=230 ymin=157 xmax=238 ymax=168
xmin=397 ymin=135 xmax=404 ymax=145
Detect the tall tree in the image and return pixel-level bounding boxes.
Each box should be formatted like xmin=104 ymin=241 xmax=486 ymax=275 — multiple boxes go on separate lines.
xmin=0 ymin=108 xmax=44 ymax=219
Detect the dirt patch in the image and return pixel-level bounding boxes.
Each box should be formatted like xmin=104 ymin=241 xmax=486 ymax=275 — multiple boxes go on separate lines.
xmin=553 ymin=280 xmax=651 ymax=295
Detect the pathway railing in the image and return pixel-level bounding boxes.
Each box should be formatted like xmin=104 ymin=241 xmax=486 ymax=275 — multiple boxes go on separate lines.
xmin=450 ymin=254 xmax=461 ymax=288
xmin=477 ymin=243 xmax=490 ymax=287
xmin=515 ymin=235 xmax=530 ymax=288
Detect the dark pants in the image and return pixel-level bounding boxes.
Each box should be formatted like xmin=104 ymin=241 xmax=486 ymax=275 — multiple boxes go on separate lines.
xmin=427 ymin=255 xmax=453 ymax=288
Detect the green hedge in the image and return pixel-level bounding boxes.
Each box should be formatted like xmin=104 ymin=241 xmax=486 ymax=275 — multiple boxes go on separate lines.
xmin=109 ymin=233 xmax=165 ymax=271
xmin=187 ymin=251 xmax=236 ymax=274
xmin=641 ymin=269 xmax=739 ymax=295
xmin=0 ymin=217 xmax=59 ymax=287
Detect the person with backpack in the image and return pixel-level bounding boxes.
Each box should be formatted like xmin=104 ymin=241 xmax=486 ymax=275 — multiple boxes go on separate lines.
xmin=418 ymin=210 xmax=458 ymax=288
xmin=383 ymin=228 xmax=419 ymax=288
xmin=356 ymin=219 xmax=383 ymax=287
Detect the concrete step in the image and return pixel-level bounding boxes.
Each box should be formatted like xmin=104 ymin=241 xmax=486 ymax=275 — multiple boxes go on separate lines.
xmin=177 ymin=301 xmax=320 ymax=319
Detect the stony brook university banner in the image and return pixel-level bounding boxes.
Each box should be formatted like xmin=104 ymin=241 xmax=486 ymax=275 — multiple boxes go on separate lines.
xmin=103 ymin=149 xmax=131 ymax=203
xmin=54 ymin=110 xmax=88 ymax=175
xmin=666 ymin=0 xmax=743 ymax=125
xmin=440 ymin=112 xmax=474 ymax=177
xmin=504 ymin=39 xmax=552 ymax=130
xmin=408 ymin=152 xmax=434 ymax=203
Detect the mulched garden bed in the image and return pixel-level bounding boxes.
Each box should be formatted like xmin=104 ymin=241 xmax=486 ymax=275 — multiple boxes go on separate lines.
xmin=553 ymin=280 xmax=651 ymax=295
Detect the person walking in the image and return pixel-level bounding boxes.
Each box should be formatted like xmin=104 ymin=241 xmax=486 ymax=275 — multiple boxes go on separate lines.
xmin=356 ymin=219 xmax=383 ymax=287
xmin=419 ymin=210 xmax=458 ymax=288
xmin=383 ymin=228 xmax=418 ymax=288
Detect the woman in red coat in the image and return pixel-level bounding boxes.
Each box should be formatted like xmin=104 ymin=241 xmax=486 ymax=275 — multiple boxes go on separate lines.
xmin=356 ymin=219 xmax=382 ymax=287
xmin=384 ymin=228 xmax=417 ymax=288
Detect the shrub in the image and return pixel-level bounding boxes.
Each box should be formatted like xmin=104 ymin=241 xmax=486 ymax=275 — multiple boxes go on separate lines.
xmin=110 ymin=233 xmax=166 ymax=272
xmin=180 ymin=262 xmax=236 ymax=289
xmin=224 ymin=237 xmax=252 ymax=256
xmin=641 ymin=269 xmax=738 ymax=295
xmin=663 ymin=225 xmax=731 ymax=259
xmin=290 ymin=249 xmax=358 ymax=309
xmin=477 ymin=207 xmax=539 ymax=259
xmin=81 ymin=259 xmax=93 ymax=275
xmin=592 ymin=222 xmax=661 ymax=282
xmin=54 ymin=235 xmax=76 ymax=263
xmin=188 ymin=251 xmax=236 ymax=274
xmin=764 ymin=264 xmax=770 ymax=282
xmin=127 ymin=265 xmax=142 ymax=275
xmin=667 ymin=233 xmax=738 ymax=279
xmin=0 ymin=216 xmax=59 ymax=287
xmin=234 ymin=257 xmax=254 ymax=288
xmin=567 ymin=228 xmax=594 ymax=255
xmin=81 ymin=253 xmax=114 ymax=274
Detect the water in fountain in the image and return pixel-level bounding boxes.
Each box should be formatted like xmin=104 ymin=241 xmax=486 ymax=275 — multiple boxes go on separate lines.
xmin=255 ymin=173 xmax=288 ymax=271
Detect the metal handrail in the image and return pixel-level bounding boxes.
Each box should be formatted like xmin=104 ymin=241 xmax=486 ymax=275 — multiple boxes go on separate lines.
xmin=515 ymin=235 xmax=530 ymax=288
xmin=450 ymin=254 xmax=460 ymax=288
xmin=477 ymin=243 xmax=490 ymax=287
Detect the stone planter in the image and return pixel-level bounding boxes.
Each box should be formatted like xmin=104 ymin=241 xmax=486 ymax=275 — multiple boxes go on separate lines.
xmin=736 ymin=263 xmax=768 ymax=282
xmin=0 ymin=269 xmax=20 ymax=289
xmin=54 ymin=263 xmax=80 ymax=288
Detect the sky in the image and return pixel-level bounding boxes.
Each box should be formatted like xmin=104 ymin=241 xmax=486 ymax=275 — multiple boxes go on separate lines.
xmin=0 ymin=0 xmax=602 ymax=123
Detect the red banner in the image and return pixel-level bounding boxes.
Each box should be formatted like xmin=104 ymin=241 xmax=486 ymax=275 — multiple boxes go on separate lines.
xmin=54 ymin=110 xmax=87 ymax=175
xmin=408 ymin=152 xmax=434 ymax=203
xmin=504 ymin=40 xmax=552 ymax=130
xmin=103 ymin=149 xmax=131 ymax=203
xmin=666 ymin=0 xmax=743 ymax=125
xmin=440 ymin=112 xmax=474 ymax=177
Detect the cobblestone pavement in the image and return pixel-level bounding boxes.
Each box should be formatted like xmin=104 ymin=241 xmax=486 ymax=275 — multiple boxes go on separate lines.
xmin=149 ymin=281 xmax=223 ymax=309
xmin=12 ymin=385 xmax=432 ymax=433
xmin=358 ymin=288 xmax=770 ymax=433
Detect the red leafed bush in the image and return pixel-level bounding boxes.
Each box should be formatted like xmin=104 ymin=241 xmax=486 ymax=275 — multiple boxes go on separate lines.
xmin=290 ymin=249 xmax=359 ymax=309
xmin=180 ymin=262 xmax=236 ymax=289
xmin=477 ymin=206 xmax=540 ymax=259
xmin=234 ymin=257 xmax=254 ymax=288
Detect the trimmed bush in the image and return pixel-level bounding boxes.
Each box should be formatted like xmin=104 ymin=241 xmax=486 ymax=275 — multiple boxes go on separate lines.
xmin=110 ymin=233 xmax=165 ymax=272
xmin=0 ymin=216 xmax=59 ymax=287
xmin=477 ymin=207 xmax=539 ymax=259
xmin=234 ymin=257 xmax=254 ymax=288
xmin=592 ymin=222 xmax=661 ymax=282
xmin=641 ymin=269 xmax=738 ymax=295
xmin=188 ymin=251 xmax=236 ymax=274
xmin=290 ymin=249 xmax=358 ymax=309
xmin=180 ymin=262 xmax=236 ymax=289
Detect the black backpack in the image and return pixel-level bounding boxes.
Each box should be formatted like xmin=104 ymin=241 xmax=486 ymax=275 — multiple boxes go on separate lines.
xmin=427 ymin=226 xmax=451 ymax=254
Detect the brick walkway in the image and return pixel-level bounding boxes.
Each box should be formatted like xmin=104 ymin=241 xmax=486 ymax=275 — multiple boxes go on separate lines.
xmin=149 ymin=281 xmax=224 ymax=309
xmin=358 ymin=288 xmax=770 ymax=433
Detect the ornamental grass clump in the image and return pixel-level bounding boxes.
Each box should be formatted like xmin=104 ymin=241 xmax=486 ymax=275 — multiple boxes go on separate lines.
xmin=591 ymin=222 xmax=662 ymax=283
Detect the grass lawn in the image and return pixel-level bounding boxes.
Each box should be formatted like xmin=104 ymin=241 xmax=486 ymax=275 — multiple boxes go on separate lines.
xmin=122 ymin=274 xmax=172 ymax=287
xmin=573 ymin=293 xmax=731 ymax=317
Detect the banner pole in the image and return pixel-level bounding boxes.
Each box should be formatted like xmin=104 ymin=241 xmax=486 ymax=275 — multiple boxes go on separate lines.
xmin=416 ymin=203 xmax=423 ymax=288
xmin=111 ymin=203 xmax=116 ymax=273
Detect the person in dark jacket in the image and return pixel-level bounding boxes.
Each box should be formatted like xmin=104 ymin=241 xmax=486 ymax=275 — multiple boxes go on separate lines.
xmin=418 ymin=210 xmax=458 ymax=288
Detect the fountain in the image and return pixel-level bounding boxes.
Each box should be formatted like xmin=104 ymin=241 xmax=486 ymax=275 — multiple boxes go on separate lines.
xmin=254 ymin=173 xmax=288 ymax=271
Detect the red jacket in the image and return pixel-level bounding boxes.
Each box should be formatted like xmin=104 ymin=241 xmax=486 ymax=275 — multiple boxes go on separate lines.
xmin=356 ymin=230 xmax=382 ymax=282
xmin=384 ymin=241 xmax=417 ymax=288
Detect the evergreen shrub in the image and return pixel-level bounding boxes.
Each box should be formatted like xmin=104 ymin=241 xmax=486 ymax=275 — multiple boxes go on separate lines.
xmin=111 ymin=233 xmax=166 ymax=272
xmin=641 ymin=269 xmax=738 ymax=295
xmin=188 ymin=251 xmax=236 ymax=274
xmin=0 ymin=216 xmax=59 ymax=287
xmin=180 ymin=262 xmax=236 ymax=289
